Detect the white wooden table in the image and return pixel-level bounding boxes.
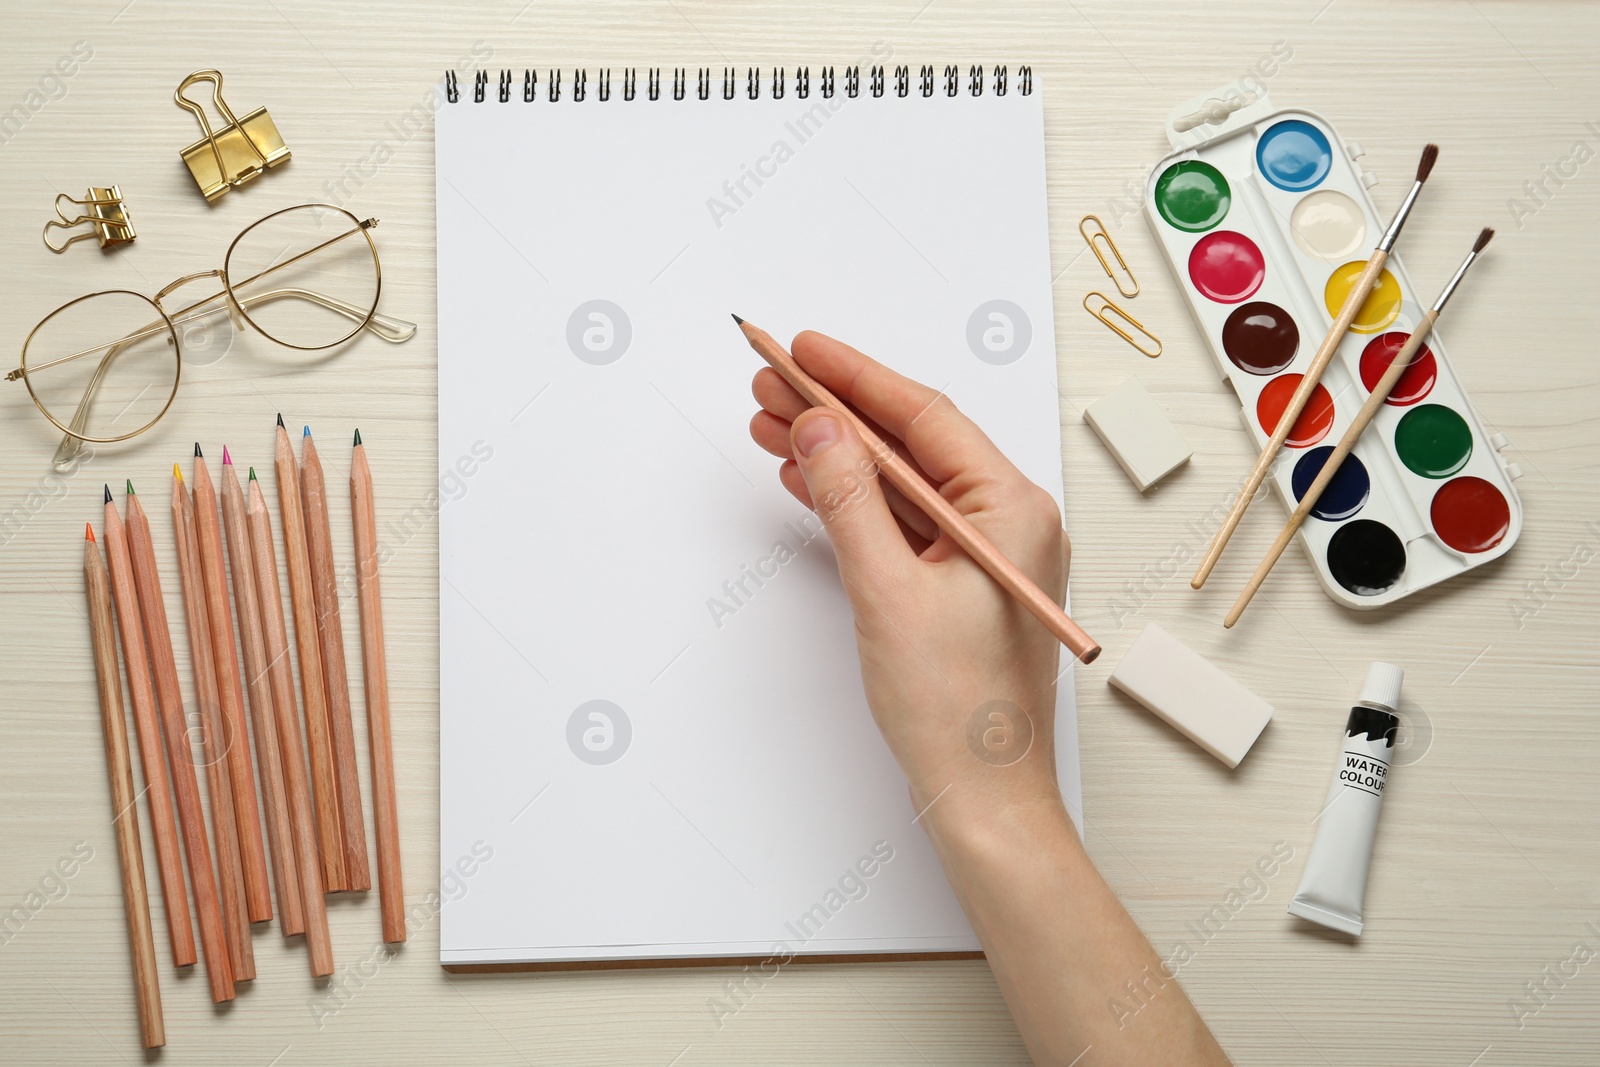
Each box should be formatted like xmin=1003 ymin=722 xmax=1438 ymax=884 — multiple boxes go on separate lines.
xmin=0 ymin=2 xmax=1594 ymax=1063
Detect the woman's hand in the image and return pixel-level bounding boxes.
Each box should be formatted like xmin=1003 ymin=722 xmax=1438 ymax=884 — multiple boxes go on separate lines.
xmin=748 ymin=329 xmax=1070 ymax=820
xmin=750 ymin=330 xmax=1229 ymax=1067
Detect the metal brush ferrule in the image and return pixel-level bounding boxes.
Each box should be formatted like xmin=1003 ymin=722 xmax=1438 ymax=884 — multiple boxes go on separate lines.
xmin=1431 ymin=250 xmax=1480 ymax=314
xmin=1378 ymin=180 xmax=1424 ymax=253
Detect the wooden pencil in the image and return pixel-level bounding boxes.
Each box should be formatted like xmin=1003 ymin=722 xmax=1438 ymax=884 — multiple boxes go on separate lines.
xmin=124 ymin=483 xmax=234 ymax=1002
xmin=220 ymin=451 xmax=303 ymax=935
xmin=1192 ymin=144 xmax=1439 ymax=589
xmin=275 ymin=416 xmax=346 ymax=892
xmin=191 ymin=445 xmax=272 ymax=922
xmin=1225 ymin=227 xmax=1495 ymax=628
xmin=84 ymin=525 xmax=165 ymax=1049
xmin=172 ymin=467 xmax=254 ymax=983
xmin=734 ymin=317 xmax=1102 ymax=664
xmin=301 ymin=427 xmax=371 ymax=891
xmin=247 ymin=469 xmax=335 ymax=976
xmin=101 ymin=487 xmax=194 ymax=968
xmin=351 ymin=430 xmax=406 ymax=942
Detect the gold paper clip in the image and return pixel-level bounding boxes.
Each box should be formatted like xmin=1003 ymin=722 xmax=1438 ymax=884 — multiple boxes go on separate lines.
xmin=42 ymin=187 xmax=136 ymax=253
xmin=1084 ymin=292 xmax=1162 ymax=358
xmin=175 ymin=69 xmax=290 ymax=201
xmin=1079 ymin=215 xmax=1138 ymax=298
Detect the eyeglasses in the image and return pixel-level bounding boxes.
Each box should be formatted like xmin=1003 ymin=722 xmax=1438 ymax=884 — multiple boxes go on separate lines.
xmin=8 ymin=203 xmax=416 ymax=471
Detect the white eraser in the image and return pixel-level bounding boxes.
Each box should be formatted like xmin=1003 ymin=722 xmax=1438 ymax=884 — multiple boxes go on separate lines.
xmin=1107 ymin=622 xmax=1273 ymax=768
xmin=1082 ymin=378 xmax=1192 ymax=491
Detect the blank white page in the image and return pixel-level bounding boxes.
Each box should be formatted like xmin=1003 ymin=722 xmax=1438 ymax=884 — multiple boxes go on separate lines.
xmin=436 ymin=77 xmax=1080 ymax=966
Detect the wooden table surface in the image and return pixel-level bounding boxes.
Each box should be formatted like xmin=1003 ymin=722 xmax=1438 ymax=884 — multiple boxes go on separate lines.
xmin=0 ymin=2 xmax=1595 ymax=1063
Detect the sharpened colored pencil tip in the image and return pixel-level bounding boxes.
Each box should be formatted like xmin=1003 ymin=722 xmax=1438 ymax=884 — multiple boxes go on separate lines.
xmin=103 ymin=484 xmax=112 ymax=504
xmin=248 ymin=467 xmax=257 ymax=481
xmin=303 ymin=425 xmax=311 ymax=438
xmin=353 ymin=428 xmax=362 ymax=447
xmin=125 ymin=479 xmax=135 ymax=496
xmin=173 ymin=463 xmax=183 ymax=483
xmin=277 ymin=413 xmax=285 ymax=429
xmin=222 ymin=445 xmax=232 ymax=466
xmin=731 ymin=313 xmax=744 ymax=325
xmin=86 ymin=522 xmax=94 ymax=543
xmin=194 ymin=442 xmax=203 ymax=458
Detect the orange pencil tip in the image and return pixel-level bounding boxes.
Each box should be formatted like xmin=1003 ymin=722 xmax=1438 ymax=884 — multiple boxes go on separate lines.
xmin=86 ymin=522 xmax=95 ymax=542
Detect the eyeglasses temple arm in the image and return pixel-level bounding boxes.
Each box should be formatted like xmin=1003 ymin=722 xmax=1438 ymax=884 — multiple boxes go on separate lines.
xmin=48 ymin=286 xmax=415 ymax=469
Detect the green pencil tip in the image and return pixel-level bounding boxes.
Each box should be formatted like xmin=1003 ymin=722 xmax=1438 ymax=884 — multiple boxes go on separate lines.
xmin=353 ymin=428 xmax=362 ymax=446
xmin=125 ymin=479 xmax=135 ymax=496
xmin=248 ymin=467 xmax=257 ymax=481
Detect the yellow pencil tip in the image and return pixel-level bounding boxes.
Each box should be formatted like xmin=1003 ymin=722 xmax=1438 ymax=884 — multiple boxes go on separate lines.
xmin=173 ymin=463 xmax=183 ymax=483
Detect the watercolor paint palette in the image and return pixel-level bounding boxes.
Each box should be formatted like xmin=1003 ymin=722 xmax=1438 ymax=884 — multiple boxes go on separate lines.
xmin=1143 ymin=88 xmax=1523 ymax=609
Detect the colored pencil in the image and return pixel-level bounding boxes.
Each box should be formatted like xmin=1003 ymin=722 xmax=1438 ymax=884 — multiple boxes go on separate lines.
xmin=1192 ymin=144 xmax=1440 ymax=589
xmin=351 ymin=430 xmax=406 ymax=942
xmin=247 ymin=470 xmax=335 ymax=976
xmin=275 ymin=416 xmax=345 ymax=892
xmin=301 ymin=426 xmax=371 ymax=891
xmin=1225 ymin=227 xmax=1494 ymax=627
xmin=220 ymin=451 xmax=303 ymax=935
xmin=84 ymin=525 xmax=165 ymax=1048
xmin=734 ymin=317 xmax=1101 ymax=664
xmin=124 ymin=483 xmax=234 ymax=1002
xmin=192 ymin=445 xmax=271 ymax=922
xmin=101 ymin=487 xmax=193 ymax=968
xmin=171 ymin=467 xmax=253 ymax=983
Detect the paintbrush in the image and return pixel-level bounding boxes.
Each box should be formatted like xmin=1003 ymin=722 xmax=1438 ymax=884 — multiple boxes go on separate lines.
xmin=1193 ymin=143 xmax=1440 ymax=589
xmin=1225 ymin=226 xmax=1494 ymax=626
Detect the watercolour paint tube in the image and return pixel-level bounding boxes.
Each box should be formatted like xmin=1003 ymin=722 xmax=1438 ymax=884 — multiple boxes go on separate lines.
xmin=1287 ymin=661 xmax=1403 ymax=936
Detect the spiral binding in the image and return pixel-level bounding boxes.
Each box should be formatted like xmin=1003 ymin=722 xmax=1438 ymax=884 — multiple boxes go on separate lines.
xmin=443 ymin=64 xmax=1033 ymax=103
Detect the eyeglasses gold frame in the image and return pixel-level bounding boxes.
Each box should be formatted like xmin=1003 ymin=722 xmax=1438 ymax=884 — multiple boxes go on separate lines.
xmin=8 ymin=203 xmax=414 ymax=462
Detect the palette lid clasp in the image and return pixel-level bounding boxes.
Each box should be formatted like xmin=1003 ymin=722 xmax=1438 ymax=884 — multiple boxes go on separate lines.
xmin=1164 ymin=85 xmax=1275 ymax=151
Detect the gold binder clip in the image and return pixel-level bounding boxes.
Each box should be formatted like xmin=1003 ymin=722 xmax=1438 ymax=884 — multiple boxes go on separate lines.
xmin=42 ymin=187 xmax=136 ymax=253
xmin=1084 ymin=292 xmax=1162 ymax=358
xmin=1079 ymin=214 xmax=1139 ymax=298
xmin=175 ymin=69 xmax=290 ymax=201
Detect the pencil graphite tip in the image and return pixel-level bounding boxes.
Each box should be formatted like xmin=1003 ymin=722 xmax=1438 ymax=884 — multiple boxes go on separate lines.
xmin=276 ymin=413 xmax=285 ymax=429
xmin=730 ymin=313 xmax=744 ymax=325
xmin=353 ymin=428 xmax=362 ymax=447
xmin=85 ymin=522 xmax=95 ymax=543
xmin=103 ymin=484 xmax=112 ymax=505
xmin=1473 ymin=226 xmax=1495 ymax=254
xmin=1416 ymin=143 xmax=1439 ymax=183
xmin=194 ymin=442 xmax=203 ymax=458
xmin=125 ymin=479 xmax=135 ymax=496
xmin=222 ymin=445 xmax=232 ymax=466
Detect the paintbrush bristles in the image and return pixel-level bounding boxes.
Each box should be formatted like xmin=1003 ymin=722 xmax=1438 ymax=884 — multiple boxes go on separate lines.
xmin=1415 ymin=143 xmax=1439 ymax=183
xmin=1474 ymin=226 xmax=1495 ymax=253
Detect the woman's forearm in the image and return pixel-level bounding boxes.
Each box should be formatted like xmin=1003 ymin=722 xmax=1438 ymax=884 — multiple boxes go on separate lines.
xmin=923 ymin=791 xmax=1230 ymax=1066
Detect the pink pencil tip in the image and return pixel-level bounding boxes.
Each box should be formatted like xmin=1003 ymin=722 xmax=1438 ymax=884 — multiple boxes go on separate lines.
xmin=222 ymin=445 xmax=233 ymax=466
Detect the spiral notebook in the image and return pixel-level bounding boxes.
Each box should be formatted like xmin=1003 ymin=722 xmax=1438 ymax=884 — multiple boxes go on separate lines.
xmin=436 ymin=64 xmax=1080 ymax=969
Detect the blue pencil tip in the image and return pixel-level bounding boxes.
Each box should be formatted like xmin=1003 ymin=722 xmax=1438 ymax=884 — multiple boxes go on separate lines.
xmin=303 ymin=425 xmax=311 ymax=438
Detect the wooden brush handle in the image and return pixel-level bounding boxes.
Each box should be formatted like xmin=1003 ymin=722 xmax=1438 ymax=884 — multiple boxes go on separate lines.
xmin=1192 ymin=250 xmax=1390 ymax=589
xmin=1224 ymin=309 xmax=1439 ymax=627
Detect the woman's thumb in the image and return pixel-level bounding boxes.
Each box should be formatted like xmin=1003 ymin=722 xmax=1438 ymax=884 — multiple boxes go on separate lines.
xmin=790 ymin=408 xmax=910 ymax=591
